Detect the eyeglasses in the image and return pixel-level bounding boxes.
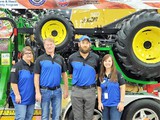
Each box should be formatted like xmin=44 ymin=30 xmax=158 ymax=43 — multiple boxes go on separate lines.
xmin=24 ymin=52 xmax=32 ymax=55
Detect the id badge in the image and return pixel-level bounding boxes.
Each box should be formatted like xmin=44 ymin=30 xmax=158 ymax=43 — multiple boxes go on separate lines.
xmin=104 ymin=92 xmax=108 ymax=99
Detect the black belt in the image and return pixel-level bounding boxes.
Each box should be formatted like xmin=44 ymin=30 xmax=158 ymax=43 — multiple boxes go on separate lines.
xmin=73 ymin=84 xmax=96 ymax=89
xmin=40 ymin=85 xmax=60 ymax=90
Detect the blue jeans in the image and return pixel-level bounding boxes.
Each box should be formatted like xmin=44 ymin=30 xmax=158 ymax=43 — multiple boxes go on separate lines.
xmin=102 ymin=106 xmax=122 ymax=120
xmin=40 ymin=88 xmax=62 ymax=120
xmin=13 ymin=103 xmax=35 ymax=120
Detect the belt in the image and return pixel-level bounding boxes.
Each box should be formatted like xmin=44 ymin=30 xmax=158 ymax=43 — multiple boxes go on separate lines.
xmin=73 ymin=84 xmax=96 ymax=89
xmin=40 ymin=85 xmax=60 ymax=91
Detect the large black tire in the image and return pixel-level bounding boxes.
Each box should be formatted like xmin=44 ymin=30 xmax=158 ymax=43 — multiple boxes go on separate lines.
xmin=116 ymin=11 xmax=160 ymax=79
xmin=34 ymin=11 xmax=74 ymax=51
xmin=122 ymin=99 xmax=160 ymax=120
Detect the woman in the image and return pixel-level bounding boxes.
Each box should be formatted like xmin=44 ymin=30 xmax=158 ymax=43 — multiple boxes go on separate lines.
xmin=10 ymin=46 xmax=35 ymax=120
xmin=97 ymin=54 xmax=125 ymax=120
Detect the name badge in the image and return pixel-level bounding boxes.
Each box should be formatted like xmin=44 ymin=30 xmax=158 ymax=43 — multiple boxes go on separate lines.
xmin=101 ymin=80 xmax=105 ymax=84
xmin=104 ymin=92 xmax=108 ymax=99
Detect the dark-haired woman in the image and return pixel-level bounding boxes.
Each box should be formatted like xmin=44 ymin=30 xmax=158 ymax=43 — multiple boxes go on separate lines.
xmin=97 ymin=54 xmax=125 ymax=120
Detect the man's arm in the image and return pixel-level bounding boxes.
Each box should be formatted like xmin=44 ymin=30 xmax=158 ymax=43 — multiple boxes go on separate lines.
xmin=34 ymin=73 xmax=41 ymax=102
xmin=62 ymin=72 xmax=68 ymax=99
xmin=67 ymin=56 xmax=73 ymax=74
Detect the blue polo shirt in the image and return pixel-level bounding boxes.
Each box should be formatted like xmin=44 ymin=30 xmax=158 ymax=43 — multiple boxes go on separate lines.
xmin=34 ymin=53 xmax=67 ymax=87
xmin=97 ymin=72 xmax=125 ymax=106
xmin=68 ymin=51 xmax=99 ymax=86
xmin=10 ymin=59 xmax=35 ymax=105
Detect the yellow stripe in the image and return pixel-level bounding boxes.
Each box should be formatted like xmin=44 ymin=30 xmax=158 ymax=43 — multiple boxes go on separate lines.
xmin=0 ymin=109 xmax=41 ymax=116
xmin=0 ymin=116 xmax=41 ymax=120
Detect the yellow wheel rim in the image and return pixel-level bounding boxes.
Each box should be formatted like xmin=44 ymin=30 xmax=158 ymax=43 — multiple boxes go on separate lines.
xmin=41 ymin=20 xmax=67 ymax=46
xmin=133 ymin=26 xmax=160 ymax=63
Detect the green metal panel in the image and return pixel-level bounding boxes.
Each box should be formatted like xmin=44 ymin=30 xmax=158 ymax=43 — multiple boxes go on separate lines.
xmin=0 ymin=66 xmax=10 ymax=107
xmin=0 ymin=38 xmax=12 ymax=107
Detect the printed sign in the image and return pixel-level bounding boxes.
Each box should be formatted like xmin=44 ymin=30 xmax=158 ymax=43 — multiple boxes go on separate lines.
xmin=0 ymin=0 xmax=160 ymax=9
xmin=0 ymin=39 xmax=9 ymax=51
xmin=1 ymin=53 xmax=10 ymax=65
xmin=0 ymin=11 xmax=13 ymax=38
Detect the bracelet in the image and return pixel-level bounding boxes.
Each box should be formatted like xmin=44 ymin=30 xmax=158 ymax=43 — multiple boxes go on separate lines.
xmin=120 ymin=101 xmax=124 ymax=103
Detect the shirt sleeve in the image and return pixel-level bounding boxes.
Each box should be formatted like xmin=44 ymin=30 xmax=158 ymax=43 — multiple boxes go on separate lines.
xmin=34 ymin=58 xmax=41 ymax=74
xmin=96 ymin=56 xmax=100 ymax=74
xmin=10 ymin=65 xmax=19 ymax=84
xmin=117 ymin=72 xmax=126 ymax=85
xmin=67 ymin=56 xmax=73 ymax=74
xmin=97 ymin=78 xmax=101 ymax=86
xmin=61 ymin=57 xmax=67 ymax=72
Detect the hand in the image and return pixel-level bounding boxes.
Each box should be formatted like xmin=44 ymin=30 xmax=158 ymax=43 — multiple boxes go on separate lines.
xmin=15 ymin=94 xmax=21 ymax=104
xmin=63 ymin=90 xmax=69 ymax=99
xmin=36 ymin=92 xmax=41 ymax=102
xmin=117 ymin=102 xmax=124 ymax=112
xmin=98 ymin=102 xmax=104 ymax=111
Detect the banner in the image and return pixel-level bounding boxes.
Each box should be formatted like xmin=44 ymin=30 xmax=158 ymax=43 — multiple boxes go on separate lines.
xmin=0 ymin=0 xmax=160 ymax=9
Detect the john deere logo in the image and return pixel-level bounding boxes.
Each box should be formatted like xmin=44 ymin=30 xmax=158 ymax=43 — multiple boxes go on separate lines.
xmin=56 ymin=0 xmax=70 ymax=8
xmin=29 ymin=0 xmax=46 ymax=6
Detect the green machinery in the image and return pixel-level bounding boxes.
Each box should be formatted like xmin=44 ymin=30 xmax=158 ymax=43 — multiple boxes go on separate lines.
xmin=0 ymin=9 xmax=160 ymax=106
xmin=0 ymin=38 xmax=12 ymax=106
xmin=0 ymin=15 xmax=17 ymax=107
xmin=0 ymin=8 xmax=160 ymax=120
xmin=0 ymin=9 xmax=33 ymax=107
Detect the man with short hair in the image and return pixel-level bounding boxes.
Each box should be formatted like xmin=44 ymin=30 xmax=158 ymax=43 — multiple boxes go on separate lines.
xmin=34 ymin=38 xmax=68 ymax=120
xmin=68 ymin=35 xmax=100 ymax=120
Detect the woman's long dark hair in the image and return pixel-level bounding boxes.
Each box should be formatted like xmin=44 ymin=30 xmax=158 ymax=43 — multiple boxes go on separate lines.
xmin=99 ymin=54 xmax=117 ymax=82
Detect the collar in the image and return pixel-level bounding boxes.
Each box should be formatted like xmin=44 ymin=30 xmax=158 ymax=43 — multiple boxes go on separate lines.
xmin=104 ymin=73 xmax=111 ymax=79
xmin=44 ymin=53 xmax=57 ymax=58
xmin=21 ymin=59 xmax=34 ymax=67
xmin=77 ymin=51 xmax=92 ymax=59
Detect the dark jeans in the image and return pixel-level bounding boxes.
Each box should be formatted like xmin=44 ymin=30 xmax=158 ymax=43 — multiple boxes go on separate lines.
xmin=102 ymin=106 xmax=122 ymax=120
xmin=71 ymin=86 xmax=96 ymax=120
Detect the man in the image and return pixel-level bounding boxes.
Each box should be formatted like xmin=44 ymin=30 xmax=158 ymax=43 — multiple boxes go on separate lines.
xmin=34 ymin=38 xmax=68 ymax=120
xmin=68 ymin=35 xmax=100 ymax=120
